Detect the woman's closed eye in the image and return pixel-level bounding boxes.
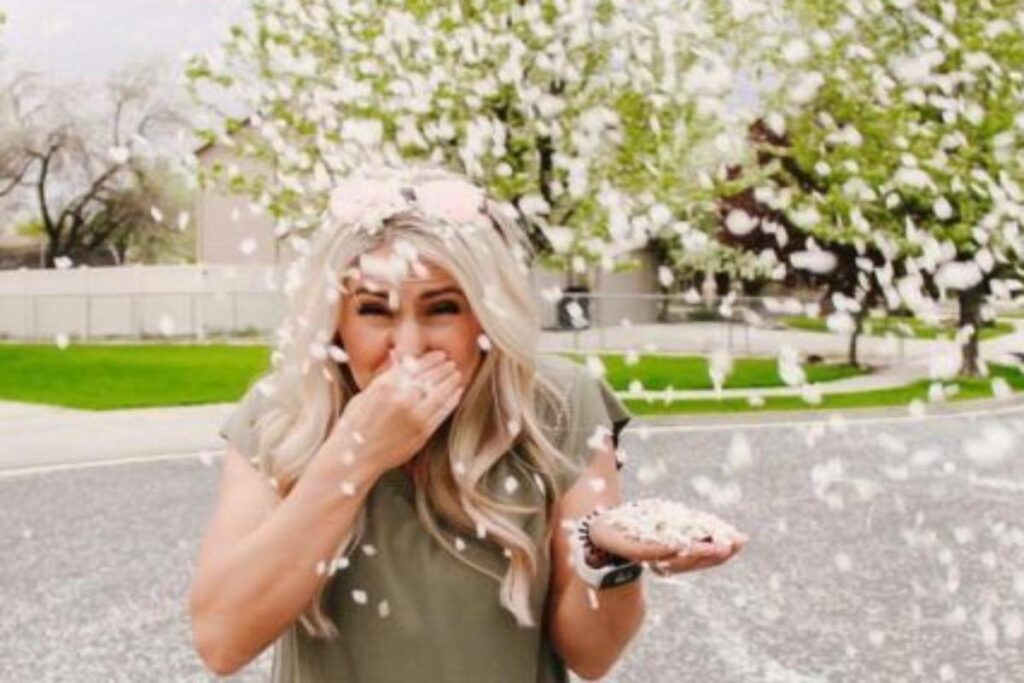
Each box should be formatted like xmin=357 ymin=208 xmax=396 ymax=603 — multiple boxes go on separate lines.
xmin=356 ymin=303 xmax=389 ymax=316
xmin=430 ymin=301 xmax=461 ymax=315
xmin=357 ymin=301 xmax=461 ymax=316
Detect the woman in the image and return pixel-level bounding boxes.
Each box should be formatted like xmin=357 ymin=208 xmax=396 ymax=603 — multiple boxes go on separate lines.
xmin=188 ymin=167 xmax=745 ymax=681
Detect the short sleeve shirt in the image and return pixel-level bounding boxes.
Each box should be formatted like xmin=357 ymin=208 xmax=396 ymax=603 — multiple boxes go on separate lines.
xmin=217 ymin=354 xmax=632 ymax=683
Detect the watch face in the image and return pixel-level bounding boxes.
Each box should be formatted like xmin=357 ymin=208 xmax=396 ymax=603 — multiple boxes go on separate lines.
xmin=599 ymin=563 xmax=644 ymax=589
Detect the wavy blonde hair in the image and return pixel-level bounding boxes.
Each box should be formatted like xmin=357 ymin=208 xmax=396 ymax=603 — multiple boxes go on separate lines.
xmin=247 ymin=167 xmax=576 ymax=638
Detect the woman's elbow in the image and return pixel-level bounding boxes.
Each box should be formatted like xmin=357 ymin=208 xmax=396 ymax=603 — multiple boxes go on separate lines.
xmin=570 ymin=662 xmax=613 ymax=681
xmin=197 ymin=649 xmax=240 ymax=678
xmin=190 ymin=599 xmax=244 ymax=677
xmin=192 ymin=627 xmax=245 ymax=678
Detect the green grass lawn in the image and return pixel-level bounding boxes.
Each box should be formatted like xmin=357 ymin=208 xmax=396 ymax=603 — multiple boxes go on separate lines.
xmin=559 ymin=352 xmax=864 ymax=391
xmin=623 ymin=363 xmax=1024 ymax=415
xmin=0 ymin=344 xmax=864 ymax=410
xmin=1 ymin=343 xmax=1018 ymax=415
xmin=0 ymin=343 xmax=272 ymax=409
xmin=781 ymin=315 xmax=1015 ymax=341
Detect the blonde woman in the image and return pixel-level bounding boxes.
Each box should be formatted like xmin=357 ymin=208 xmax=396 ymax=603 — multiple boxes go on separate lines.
xmin=188 ymin=167 xmax=744 ymax=681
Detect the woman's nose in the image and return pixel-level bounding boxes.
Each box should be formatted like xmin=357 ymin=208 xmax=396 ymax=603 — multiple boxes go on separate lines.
xmin=390 ymin=317 xmax=425 ymax=359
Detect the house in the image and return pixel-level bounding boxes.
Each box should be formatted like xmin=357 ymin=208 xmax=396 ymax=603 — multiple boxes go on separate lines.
xmin=192 ymin=137 xmax=659 ymax=327
xmin=193 ymin=128 xmax=299 ymax=267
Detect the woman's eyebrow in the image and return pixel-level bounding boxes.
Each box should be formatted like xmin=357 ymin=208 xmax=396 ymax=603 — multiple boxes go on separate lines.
xmin=421 ymin=286 xmax=463 ymax=300
xmin=352 ymin=285 xmax=463 ymax=299
xmin=353 ymin=287 xmax=387 ymax=299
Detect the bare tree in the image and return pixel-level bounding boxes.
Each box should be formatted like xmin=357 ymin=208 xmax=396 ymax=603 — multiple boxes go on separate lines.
xmin=0 ymin=60 xmax=192 ymax=267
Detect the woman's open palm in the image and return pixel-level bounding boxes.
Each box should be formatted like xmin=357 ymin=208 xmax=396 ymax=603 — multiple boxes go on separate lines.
xmin=589 ymin=515 xmax=748 ymax=577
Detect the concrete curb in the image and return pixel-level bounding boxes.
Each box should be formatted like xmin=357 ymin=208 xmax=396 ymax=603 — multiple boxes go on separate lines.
xmin=628 ymin=393 xmax=1024 ymax=429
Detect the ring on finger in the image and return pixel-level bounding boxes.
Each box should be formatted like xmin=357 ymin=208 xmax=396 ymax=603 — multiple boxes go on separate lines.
xmin=399 ymin=377 xmax=429 ymax=399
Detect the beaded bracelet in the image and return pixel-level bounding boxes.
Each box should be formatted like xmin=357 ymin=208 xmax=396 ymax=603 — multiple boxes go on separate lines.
xmin=577 ymin=509 xmax=631 ymax=568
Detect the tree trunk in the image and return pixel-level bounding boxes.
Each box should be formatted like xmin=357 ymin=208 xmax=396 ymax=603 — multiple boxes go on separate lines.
xmin=958 ymin=287 xmax=983 ymax=377
xmin=847 ymin=287 xmax=879 ymax=368
xmin=848 ymin=311 xmax=864 ymax=368
xmin=43 ymin=239 xmax=58 ymax=269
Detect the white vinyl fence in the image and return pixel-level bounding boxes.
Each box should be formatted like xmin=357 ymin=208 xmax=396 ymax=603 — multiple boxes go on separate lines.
xmin=0 ymin=263 xmax=661 ymax=341
xmin=0 ymin=265 xmax=285 ymax=340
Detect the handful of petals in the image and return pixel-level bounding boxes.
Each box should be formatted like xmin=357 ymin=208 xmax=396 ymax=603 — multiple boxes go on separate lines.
xmin=588 ymin=498 xmax=749 ymax=576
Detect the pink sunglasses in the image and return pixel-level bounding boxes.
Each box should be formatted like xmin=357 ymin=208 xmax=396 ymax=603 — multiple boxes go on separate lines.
xmin=329 ymin=176 xmax=510 ymax=243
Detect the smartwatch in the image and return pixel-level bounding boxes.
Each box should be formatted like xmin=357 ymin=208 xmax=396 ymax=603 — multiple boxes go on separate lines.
xmin=572 ymin=511 xmax=644 ymax=589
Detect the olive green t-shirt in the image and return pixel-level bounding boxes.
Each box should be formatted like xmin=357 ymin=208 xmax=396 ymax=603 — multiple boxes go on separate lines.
xmin=217 ymin=354 xmax=632 ymax=683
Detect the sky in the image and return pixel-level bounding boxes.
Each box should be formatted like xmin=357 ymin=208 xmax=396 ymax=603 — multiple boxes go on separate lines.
xmin=0 ymin=0 xmax=247 ymax=83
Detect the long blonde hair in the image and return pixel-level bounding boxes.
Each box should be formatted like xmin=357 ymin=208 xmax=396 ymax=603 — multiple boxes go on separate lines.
xmin=248 ymin=167 xmax=574 ymax=637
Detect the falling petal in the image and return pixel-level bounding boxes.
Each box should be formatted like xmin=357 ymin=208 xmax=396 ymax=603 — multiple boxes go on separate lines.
xmin=991 ymin=377 xmax=1012 ymax=399
xmin=585 ymin=355 xmax=606 ymax=378
xmin=540 ymin=286 xmax=563 ymax=304
xmin=108 ymin=146 xmax=129 ymax=164
xmin=587 ymin=425 xmax=612 ymax=451
xmin=328 ymin=345 xmax=349 ymax=363
xmin=726 ymin=434 xmax=753 ymax=473
xmin=834 ymin=552 xmax=852 ymax=572
xmin=636 ymin=458 xmax=667 ymax=485
xmin=963 ymin=424 xmax=1015 ymax=468
xmin=657 ymin=266 xmax=674 ymax=288
xmin=725 ymin=209 xmax=758 ymax=236
xmin=933 ymin=197 xmax=953 ymax=220
xmin=907 ymin=400 xmax=926 ymax=418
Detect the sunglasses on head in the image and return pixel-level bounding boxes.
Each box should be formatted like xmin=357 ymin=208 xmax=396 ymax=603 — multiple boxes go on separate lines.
xmin=330 ymin=175 xmax=512 ymax=245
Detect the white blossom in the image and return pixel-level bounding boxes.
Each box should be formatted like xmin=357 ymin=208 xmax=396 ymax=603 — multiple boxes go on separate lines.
xmin=725 ymin=209 xmax=758 ymax=236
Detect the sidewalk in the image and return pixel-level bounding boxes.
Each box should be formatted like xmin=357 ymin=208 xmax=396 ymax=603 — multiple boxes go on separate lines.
xmin=0 ymin=400 xmax=233 ymax=472
xmin=540 ymin=319 xmax=1024 ymax=399
xmin=537 ymin=320 xmax=951 ymax=363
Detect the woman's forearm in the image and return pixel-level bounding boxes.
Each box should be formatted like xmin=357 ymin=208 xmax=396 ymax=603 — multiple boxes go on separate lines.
xmin=549 ymin=573 xmax=647 ymax=680
xmin=191 ymin=436 xmax=385 ymax=675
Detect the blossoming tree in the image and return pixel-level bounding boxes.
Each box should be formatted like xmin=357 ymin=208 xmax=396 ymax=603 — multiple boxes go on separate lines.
xmin=186 ymin=0 xmax=760 ymax=292
xmin=722 ymin=0 xmax=1024 ymax=375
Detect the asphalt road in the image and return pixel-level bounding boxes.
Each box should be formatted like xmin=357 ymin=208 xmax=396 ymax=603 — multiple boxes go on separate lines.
xmin=2 ymin=406 xmax=1022 ymax=682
